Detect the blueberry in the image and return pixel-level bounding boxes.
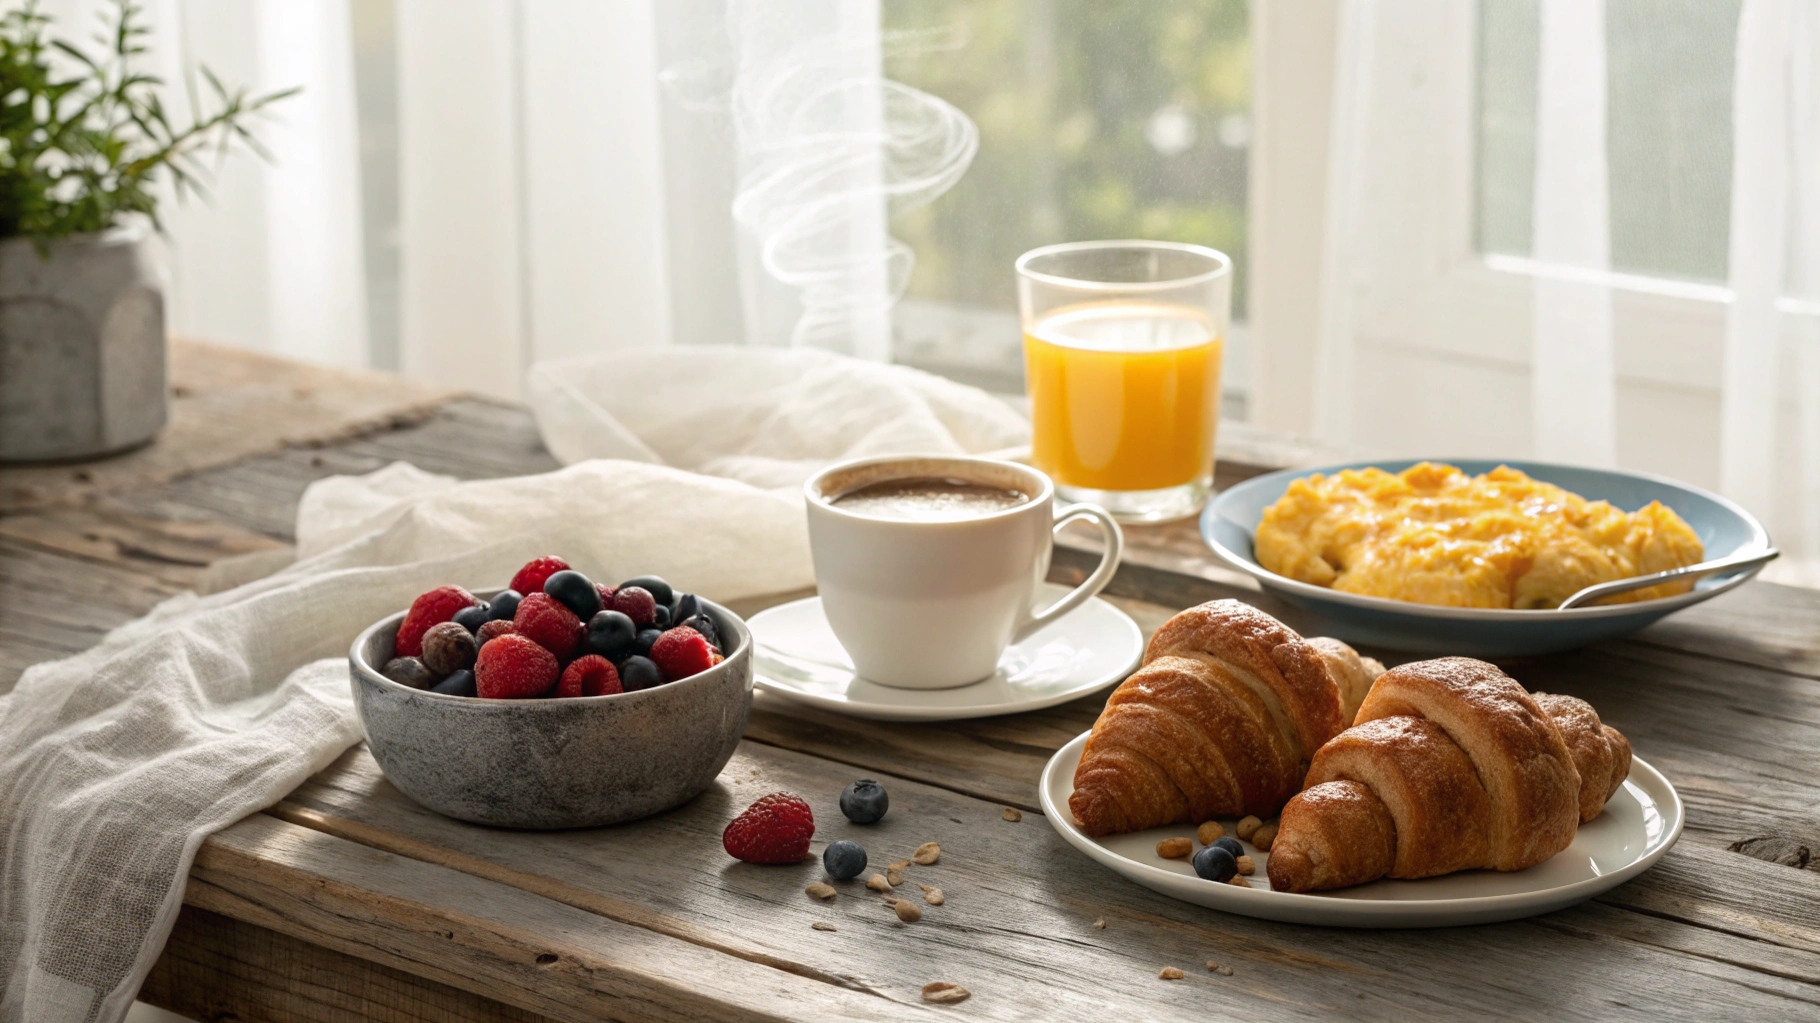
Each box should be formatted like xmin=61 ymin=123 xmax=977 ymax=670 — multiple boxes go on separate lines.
xmin=1192 ymin=845 xmax=1237 ymax=883
xmin=839 ymin=779 xmax=889 ymax=824
xmin=587 ymin=610 xmax=638 ymax=661
xmin=634 ymin=627 xmax=663 ymax=657
xmin=488 ymin=589 xmax=523 ymax=621
xmin=1212 ymin=836 xmax=1244 ymax=860
xmin=544 ymin=570 xmax=603 ymax=619
xmin=618 ymin=575 xmax=674 ymax=608
xmin=822 ymin=840 xmax=867 ymax=881
xmin=432 ymin=669 xmax=476 ymax=697
xmin=619 ymin=655 xmax=665 ymax=691
xmin=451 ymin=603 xmax=491 ymax=634
xmin=679 ymin=613 xmax=722 ymax=653
xmin=652 ymin=604 xmax=671 ymax=630
xmin=673 ymin=592 xmax=702 ymax=622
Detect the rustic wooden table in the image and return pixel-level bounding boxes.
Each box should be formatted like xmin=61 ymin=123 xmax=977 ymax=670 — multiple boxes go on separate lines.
xmin=4 ymin=348 xmax=1819 ymax=1022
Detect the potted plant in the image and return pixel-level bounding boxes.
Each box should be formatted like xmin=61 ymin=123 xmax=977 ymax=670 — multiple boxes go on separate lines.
xmin=0 ymin=0 xmax=292 ymax=461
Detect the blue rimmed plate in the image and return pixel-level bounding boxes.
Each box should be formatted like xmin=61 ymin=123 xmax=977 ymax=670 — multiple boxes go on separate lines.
xmin=1201 ymin=459 xmax=1771 ymax=656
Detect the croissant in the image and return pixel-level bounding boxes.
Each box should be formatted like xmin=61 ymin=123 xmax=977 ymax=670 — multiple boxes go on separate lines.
xmin=1069 ymin=600 xmax=1384 ymax=838
xmin=1266 ymin=657 xmax=1631 ymax=892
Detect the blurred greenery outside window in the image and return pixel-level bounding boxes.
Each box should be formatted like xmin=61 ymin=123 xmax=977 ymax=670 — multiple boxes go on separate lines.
xmin=884 ymin=0 xmax=1252 ymax=412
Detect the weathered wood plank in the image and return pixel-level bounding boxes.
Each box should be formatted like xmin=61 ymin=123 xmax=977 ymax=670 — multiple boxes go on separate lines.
xmin=143 ymin=906 xmax=558 ymax=1023
xmin=274 ymin=742 xmax=1820 ymax=1022
xmin=190 ymin=812 xmax=928 ymax=1023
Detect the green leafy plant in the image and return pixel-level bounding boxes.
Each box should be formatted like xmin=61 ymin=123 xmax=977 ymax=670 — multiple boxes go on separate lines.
xmin=0 ymin=0 xmax=296 ymax=242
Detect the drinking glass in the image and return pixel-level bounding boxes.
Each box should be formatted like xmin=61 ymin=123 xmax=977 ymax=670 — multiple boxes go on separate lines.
xmin=1017 ymin=240 xmax=1232 ymax=523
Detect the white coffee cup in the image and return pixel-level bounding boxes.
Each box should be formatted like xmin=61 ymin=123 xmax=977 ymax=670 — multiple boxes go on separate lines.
xmin=804 ymin=454 xmax=1123 ymax=690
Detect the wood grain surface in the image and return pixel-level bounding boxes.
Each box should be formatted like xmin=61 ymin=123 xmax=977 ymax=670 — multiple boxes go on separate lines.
xmin=3 ymin=366 xmax=1818 ymax=1022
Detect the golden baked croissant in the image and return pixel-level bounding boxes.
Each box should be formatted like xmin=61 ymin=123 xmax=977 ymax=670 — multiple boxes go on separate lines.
xmin=1266 ymin=657 xmax=1631 ymax=892
xmin=1068 ymin=600 xmax=1384 ymax=838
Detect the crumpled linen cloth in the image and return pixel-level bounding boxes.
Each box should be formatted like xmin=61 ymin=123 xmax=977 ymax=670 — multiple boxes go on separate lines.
xmin=0 ymin=346 xmax=1028 ymax=1023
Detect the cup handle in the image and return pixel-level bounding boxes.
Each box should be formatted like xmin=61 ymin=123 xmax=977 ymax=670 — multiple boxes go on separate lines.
xmin=1012 ymin=503 xmax=1124 ymax=644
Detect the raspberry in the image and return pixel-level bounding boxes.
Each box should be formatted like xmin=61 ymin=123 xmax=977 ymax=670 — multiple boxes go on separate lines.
xmin=476 ymin=619 xmax=516 ymax=647
xmin=514 ymin=592 xmax=582 ymax=659
xmin=650 ymin=626 xmax=716 ymax=681
xmin=596 ymin=582 xmax=617 ymax=608
xmin=558 ymin=655 xmax=622 ymax=698
xmin=610 ymin=586 xmax=658 ymax=628
xmin=509 ymin=556 xmax=571 ymax=598
xmin=722 ymin=793 xmax=815 ymax=864
xmin=397 ymin=585 xmax=479 ymax=658
xmin=474 ymin=633 xmax=558 ymax=699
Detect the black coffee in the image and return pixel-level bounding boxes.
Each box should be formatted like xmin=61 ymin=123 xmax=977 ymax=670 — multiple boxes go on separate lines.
xmin=831 ymin=477 xmax=1029 ymax=522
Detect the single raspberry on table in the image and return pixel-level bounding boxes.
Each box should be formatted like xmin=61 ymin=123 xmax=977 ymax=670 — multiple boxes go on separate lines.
xmin=474 ymin=633 xmax=558 ymax=699
xmin=610 ymin=586 xmax=658 ymax=628
xmin=557 ymin=655 xmax=622 ymax=698
xmin=513 ymin=592 xmax=582 ymax=659
xmin=723 ymin=793 xmax=815 ymax=864
xmin=650 ymin=626 xmax=716 ymax=682
xmin=475 ymin=619 xmax=516 ymax=647
xmin=396 ymin=585 xmax=480 ymax=658
xmin=509 ymin=556 xmax=571 ymax=598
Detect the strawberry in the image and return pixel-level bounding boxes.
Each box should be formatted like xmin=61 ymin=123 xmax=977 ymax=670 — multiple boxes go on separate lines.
xmin=509 ymin=556 xmax=571 ymax=599
xmin=474 ymin=633 xmax=558 ymax=699
xmin=650 ymin=626 xmax=716 ymax=681
xmin=558 ymin=655 xmax=622 ymax=698
xmin=722 ymin=793 xmax=815 ymax=864
xmin=513 ymin=591 xmax=582 ymax=659
xmin=397 ymin=585 xmax=480 ymax=658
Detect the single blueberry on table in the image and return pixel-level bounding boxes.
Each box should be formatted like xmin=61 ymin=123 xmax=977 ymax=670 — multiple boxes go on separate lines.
xmin=587 ymin=609 xmax=638 ymax=661
xmin=634 ymin=627 xmax=663 ymax=658
xmin=822 ymin=840 xmax=867 ymax=881
xmin=451 ymin=603 xmax=491 ymax=635
xmin=1212 ymin=836 xmax=1244 ymax=860
xmin=618 ymin=575 xmax=674 ymax=608
xmin=1192 ymin=845 xmax=1237 ymax=883
xmin=432 ymin=669 xmax=476 ymax=697
xmin=488 ymin=589 xmax=523 ymax=622
xmin=619 ymin=655 xmax=665 ymax=691
xmin=839 ymin=779 xmax=889 ymax=824
xmin=544 ymin=570 xmax=604 ymax=619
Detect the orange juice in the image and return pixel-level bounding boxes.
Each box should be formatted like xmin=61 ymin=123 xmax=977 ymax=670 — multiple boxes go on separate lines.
xmin=1023 ymin=302 xmax=1222 ymax=493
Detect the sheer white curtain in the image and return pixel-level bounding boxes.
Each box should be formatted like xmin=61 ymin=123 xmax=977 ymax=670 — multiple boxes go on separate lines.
xmin=1311 ymin=0 xmax=1820 ymax=575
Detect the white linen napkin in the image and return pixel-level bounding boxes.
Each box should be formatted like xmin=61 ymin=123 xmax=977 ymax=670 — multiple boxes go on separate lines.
xmin=0 ymin=348 xmax=1029 ymax=1023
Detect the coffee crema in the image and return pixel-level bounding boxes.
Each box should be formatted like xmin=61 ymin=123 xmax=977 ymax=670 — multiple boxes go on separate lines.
xmin=830 ymin=477 xmax=1030 ymax=522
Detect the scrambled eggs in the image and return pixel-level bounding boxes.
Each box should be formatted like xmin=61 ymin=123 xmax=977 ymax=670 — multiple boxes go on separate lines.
xmin=1254 ymin=463 xmax=1704 ymax=609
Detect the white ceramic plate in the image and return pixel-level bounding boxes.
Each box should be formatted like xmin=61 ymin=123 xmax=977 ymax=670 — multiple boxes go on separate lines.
xmin=1039 ymin=730 xmax=1684 ymax=927
xmin=750 ymin=584 xmax=1143 ymax=722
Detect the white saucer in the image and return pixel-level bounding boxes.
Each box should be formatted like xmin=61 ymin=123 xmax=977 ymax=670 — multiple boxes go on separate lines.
xmin=1040 ymin=730 xmax=1684 ymax=927
xmin=749 ymin=583 xmax=1143 ymax=722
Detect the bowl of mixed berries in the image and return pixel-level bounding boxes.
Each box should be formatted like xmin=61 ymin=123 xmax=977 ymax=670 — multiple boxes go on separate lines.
xmin=349 ymin=555 xmax=752 ymax=829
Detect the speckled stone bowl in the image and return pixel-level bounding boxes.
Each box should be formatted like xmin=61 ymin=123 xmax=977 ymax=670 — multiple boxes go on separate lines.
xmin=349 ymin=594 xmax=752 ymax=829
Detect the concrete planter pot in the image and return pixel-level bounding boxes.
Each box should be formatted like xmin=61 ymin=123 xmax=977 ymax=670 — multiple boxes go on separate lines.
xmin=0 ymin=230 xmax=167 ymax=462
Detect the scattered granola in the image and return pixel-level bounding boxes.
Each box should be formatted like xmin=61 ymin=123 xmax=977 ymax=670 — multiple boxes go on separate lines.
xmin=892 ymin=897 xmax=923 ymax=922
xmin=919 ymin=883 xmax=945 ymax=905
xmin=1226 ymin=874 xmax=1250 ymax=887
xmin=812 ymin=921 xmax=837 ymax=932
xmin=1156 ymin=837 xmax=1193 ymax=859
xmin=913 ymin=842 xmax=942 ymax=865
xmin=1196 ymin=820 xmax=1224 ymax=844
xmin=1002 ymin=807 xmax=1023 ymax=822
xmin=886 ymin=867 xmax=905 ymax=887
xmin=1158 ymin=967 xmax=1185 ymax=980
xmin=1236 ymin=815 xmax=1262 ymax=841
xmin=804 ymin=882 xmax=836 ymax=900
xmin=1093 ymin=917 xmax=1106 ymax=930
xmin=1235 ymin=854 xmax=1255 ymax=875
xmin=866 ymin=874 xmax=892 ymax=893
xmin=1207 ymin=961 xmax=1233 ymax=976
xmin=1253 ymin=822 xmax=1279 ymax=851
xmin=922 ymin=982 xmax=970 ymax=1004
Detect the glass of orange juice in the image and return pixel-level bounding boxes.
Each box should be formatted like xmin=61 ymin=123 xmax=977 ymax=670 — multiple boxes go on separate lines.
xmin=1017 ymin=240 xmax=1231 ymax=522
